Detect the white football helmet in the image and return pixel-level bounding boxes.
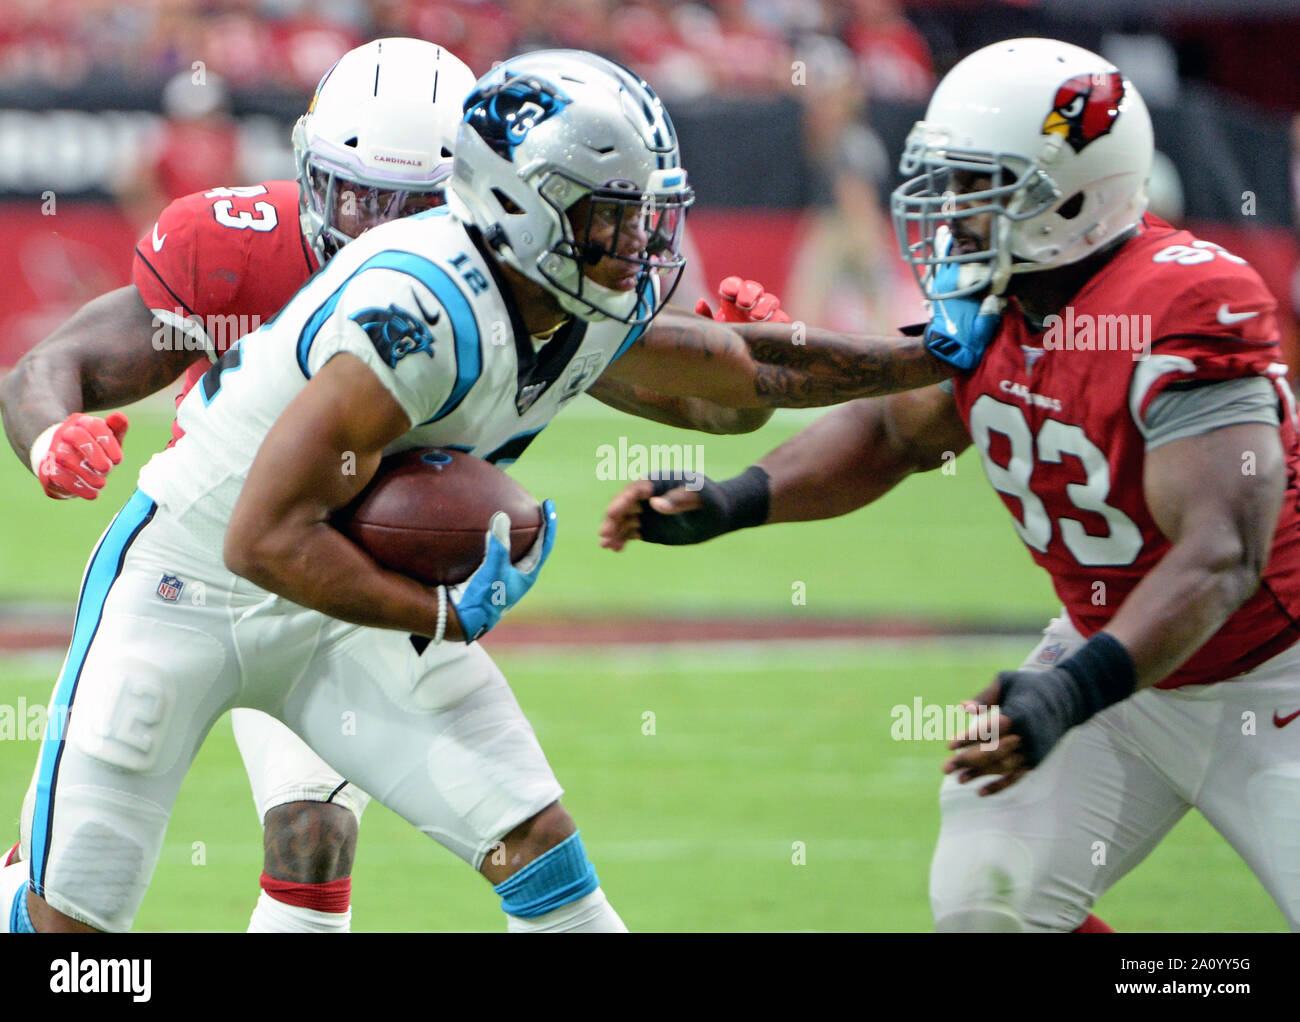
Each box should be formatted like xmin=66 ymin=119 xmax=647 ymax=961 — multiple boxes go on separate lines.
xmin=891 ymin=37 xmax=1154 ymax=299
xmin=448 ymin=50 xmax=694 ymax=325
xmin=293 ymin=38 xmax=476 ymax=262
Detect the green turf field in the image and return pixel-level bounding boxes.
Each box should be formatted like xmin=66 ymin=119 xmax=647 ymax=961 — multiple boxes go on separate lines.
xmin=0 ymin=400 xmax=1286 ymax=930
xmin=0 ymin=647 xmax=1282 ymax=931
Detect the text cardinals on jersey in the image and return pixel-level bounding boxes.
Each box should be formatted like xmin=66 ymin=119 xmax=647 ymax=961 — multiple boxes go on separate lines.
xmin=953 ymin=214 xmax=1300 ymax=687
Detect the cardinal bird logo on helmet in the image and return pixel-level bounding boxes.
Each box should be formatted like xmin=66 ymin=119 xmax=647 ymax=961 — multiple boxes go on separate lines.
xmin=1042 ymin=71 xmax=1125 ymax=153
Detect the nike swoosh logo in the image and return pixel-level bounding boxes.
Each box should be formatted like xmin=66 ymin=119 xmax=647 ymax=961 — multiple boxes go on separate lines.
xmin=1273 ymin=708 xmax=1300 ymax=728
xmin=411 ymin=289 xmax=441 ymax=328
xmin=1217 ymin=304 xmax=1258 ymax=326
xmin=151 ymin=223 xmax=167 ymax=252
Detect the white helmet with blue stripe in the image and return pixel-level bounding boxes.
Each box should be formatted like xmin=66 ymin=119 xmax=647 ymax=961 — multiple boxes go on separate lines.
xmin=448 ymin=49 xmax=693 ymax=325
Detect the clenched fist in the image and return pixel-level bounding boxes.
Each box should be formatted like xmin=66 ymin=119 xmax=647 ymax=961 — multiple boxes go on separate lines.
xmin=695 ymin=276 xmax=791 ymax=324
xmin=33 ymin=412 xmax=130 ymax=500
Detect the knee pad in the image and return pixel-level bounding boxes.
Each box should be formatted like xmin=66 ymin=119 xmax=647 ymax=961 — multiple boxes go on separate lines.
xmin=930 ymin=831 xmax=1090 ymax=932
xmin=493 ymin=831 xmax=599 ymax=919
xmin=33 ymin=785 xmax=167 ymax=933
xmin=930 ymin=831 xmax=1034 ymax=933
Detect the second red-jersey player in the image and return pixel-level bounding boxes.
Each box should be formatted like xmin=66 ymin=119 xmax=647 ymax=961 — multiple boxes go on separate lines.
xmin=132 ymin=180 xmax=318 ymax=444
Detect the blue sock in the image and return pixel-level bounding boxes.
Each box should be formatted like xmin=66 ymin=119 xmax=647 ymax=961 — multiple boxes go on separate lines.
xmin=9 ymin=882 xmax=35 ymax=933
xmin=493 ymin=831 xmax=599 ymax=919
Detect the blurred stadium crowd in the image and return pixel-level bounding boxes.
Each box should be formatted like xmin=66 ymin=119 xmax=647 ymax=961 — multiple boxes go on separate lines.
xmin=1 ymin=0 xmax=1297 ymax=355
xmin=0 ymin=0 xmax=940 ymax=100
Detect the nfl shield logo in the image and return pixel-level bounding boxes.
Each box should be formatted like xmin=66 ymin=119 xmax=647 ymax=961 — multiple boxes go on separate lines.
xmin=1037 ymin=642 xmax=1066 ymax=666
xmin=156 ymin=573 xmax=184 ymax=602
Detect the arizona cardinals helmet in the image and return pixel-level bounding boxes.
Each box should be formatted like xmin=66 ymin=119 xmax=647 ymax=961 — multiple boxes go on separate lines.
xmin=447 ymin=50 xmax=694 ymax=325
xmin=892 ymin=37 xmax=1154 ymax=299
xmin=293 ymin=38 xmax=476 ymax=262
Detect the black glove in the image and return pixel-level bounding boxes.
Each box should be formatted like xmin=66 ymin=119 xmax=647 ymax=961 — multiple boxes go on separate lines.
xmin=638 ymin=465 xmax=771 ymax=546
xmin=995 ymin=633 xmax=1137 ymax=766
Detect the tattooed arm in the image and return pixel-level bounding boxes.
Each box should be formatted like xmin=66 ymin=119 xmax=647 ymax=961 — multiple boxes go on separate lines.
xmin=0 ymin=285 xmax=200 ymax=466
xmin=586 ymin=374 xmax=774 ymax=434
xmin=601 ymin=306 xmax=953 ymax=409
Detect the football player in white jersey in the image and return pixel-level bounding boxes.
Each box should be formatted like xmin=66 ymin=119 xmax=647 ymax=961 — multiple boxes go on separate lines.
xmin=0 ymin=37 xmax=772 ymax=932
xmin=0 ymin=38 xmax=482 ymax=934
xmin=11 ymin=50 xmax=975 ymax=932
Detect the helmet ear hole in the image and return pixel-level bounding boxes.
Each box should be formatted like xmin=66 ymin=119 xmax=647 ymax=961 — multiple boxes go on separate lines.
xmin=1058 ymin=192 xmax=1085 ymax=219
xmin=491 ymin=188 xmax=524 ymax=215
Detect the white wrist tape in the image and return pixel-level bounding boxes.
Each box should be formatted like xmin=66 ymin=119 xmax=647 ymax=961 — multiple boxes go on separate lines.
xmin=28 ymin=423 xmax=60 ymax=477
xmin=433 ymin=586 xmax=448 ymax=645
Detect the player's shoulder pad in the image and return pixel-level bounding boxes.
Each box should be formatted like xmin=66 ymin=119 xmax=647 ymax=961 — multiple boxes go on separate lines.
xmin=338 ymin=268 xmax=455 ymax=370
xmin=1118 ymin=222 xmax=1284 ymax=424
xmin=141 ymin=179 xmax=296 ymax=257
xmin=306 ymin=239 xmax=480 ymax=426
xmin=1129 ymin=225 xmax=1278 ymax=347
xmin=132 ymin=190 xmax=206 ymax=316
xmin=368 ymin=207 xmax=487 ymax=276
xmin=182 ymin=179 xmax=300 ymax=252
xmin=134 ymin=180 xmax=302 ymax=318
xmin=339 ymin=210 xmax=494 ymax=331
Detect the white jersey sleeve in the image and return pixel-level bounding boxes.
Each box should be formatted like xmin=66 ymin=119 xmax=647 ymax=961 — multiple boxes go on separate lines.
xmin=301 ymin=265 xmax=465 ymax=427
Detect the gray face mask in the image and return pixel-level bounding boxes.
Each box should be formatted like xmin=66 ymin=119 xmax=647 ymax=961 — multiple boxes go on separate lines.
xmin=302 ymin=161 xmax=453 ymax=261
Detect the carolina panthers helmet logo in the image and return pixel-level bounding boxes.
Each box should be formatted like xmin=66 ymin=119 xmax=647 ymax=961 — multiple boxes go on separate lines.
xmin=463 ymin=73 xmax=571 ymax=159
xmin=1042 ymin=71 xmax=1125 ymax=153
xmin=352 ymin=304 xmax=437 ymax=368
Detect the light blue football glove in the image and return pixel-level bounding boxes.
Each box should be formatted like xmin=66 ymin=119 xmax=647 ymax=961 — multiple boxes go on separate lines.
xmin=448 ymin=500 xmax=557 ymax=642
xmin=924 ymin=254 xmax=1005 ymax=372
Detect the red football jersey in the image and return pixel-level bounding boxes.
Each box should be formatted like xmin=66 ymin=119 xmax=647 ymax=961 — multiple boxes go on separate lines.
xmin=132 ymin=180 xmax=318 ymax=443
xmin=953 ymin=215 xmax=1300 ymax=688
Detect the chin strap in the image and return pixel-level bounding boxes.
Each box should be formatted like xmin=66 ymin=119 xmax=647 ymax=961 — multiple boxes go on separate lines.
xmin=988 ymin=220 xmax=1014 ymax=296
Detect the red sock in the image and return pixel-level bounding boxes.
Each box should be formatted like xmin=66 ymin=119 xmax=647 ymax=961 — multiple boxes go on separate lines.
xmin=259 ymin=872 xmax=352 ymax=914
xmin=1074 ymin=913 xmax=1114 ymax=932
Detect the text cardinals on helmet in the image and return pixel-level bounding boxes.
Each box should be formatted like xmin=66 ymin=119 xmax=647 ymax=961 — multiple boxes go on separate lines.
xmin=293 ymin=38 xmax=476 ymax=261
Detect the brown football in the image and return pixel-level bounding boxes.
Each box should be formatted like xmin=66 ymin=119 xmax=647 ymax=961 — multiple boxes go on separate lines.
xmin=332 ymin=448 xmax=542 ymax=586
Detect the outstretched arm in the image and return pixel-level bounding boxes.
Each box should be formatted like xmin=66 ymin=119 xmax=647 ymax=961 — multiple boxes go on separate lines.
xmin=602 ymin=307 xmax=954 ymax=409
xmin=600 ymin=384 xmax=968 ymax=549
xmin=586 ymin=374 xmax=773 ymax=434
xmin=1 ymin=284 xmax=204 ymax=498
xmin=759 ymin=385 xmax=970 ymax=522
